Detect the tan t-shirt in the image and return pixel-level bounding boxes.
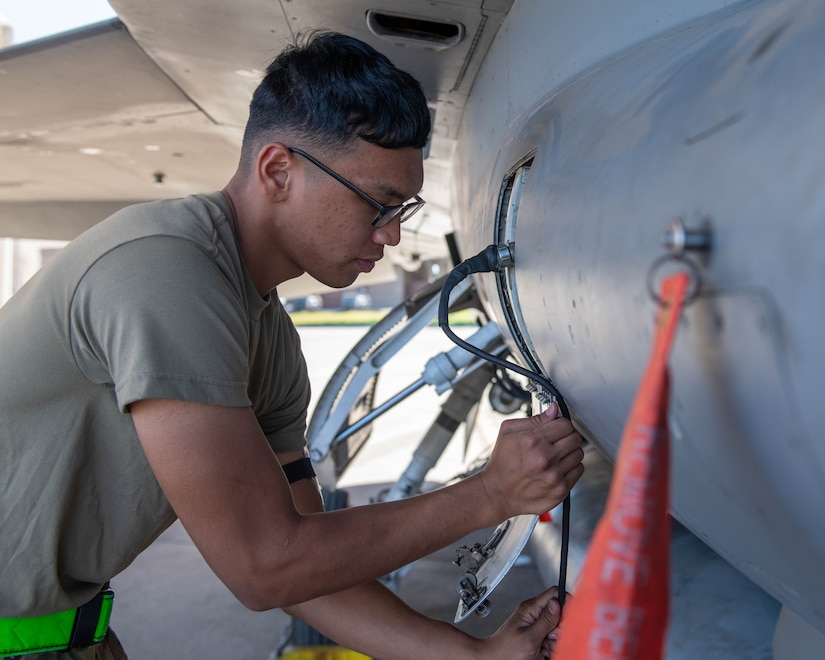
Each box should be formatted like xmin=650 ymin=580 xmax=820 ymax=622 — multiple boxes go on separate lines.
xmin=0 ymin=192 xmax=310 ymax=616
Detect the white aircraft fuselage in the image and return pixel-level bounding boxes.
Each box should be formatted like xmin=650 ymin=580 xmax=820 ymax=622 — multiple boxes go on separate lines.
xmin=453 ymin=0 xmax=825 ymax=646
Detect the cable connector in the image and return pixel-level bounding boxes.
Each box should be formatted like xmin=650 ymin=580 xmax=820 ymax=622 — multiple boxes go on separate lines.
xmin=449 ymin=243 xmax=513 ymax=281
xmin=438 ymin=244 xmax=513 ymax=324
xmin=495 ymin=243 xmax=515 ymax=269
xmin=525 ymin=381 xmax=558 ymax=409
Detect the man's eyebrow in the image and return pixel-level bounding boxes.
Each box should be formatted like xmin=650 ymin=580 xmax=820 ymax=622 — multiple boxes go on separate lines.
xmin=369 ymin=182 xmax=414 ymax=202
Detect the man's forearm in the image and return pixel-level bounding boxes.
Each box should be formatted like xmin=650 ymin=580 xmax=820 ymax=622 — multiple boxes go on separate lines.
xmin=265 ymin=473 xmax=502 ymax=607
xmin=284 ymin=580 xmax=480 ymax=660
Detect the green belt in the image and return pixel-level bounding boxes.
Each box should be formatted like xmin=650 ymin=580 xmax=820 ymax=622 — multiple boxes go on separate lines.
xmin=0 ymin=588 xmax=113 ymax=658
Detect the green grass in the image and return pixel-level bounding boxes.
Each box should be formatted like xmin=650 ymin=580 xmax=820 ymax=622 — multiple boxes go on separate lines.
xmin=288 ymin=308 xmax=478 ymax=326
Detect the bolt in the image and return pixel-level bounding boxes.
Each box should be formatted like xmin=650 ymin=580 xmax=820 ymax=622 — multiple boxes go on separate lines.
xmin=661 ymin=218 xmax=712 ymax=255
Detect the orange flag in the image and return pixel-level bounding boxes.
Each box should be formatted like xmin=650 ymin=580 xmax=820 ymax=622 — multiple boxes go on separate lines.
xmin=554 ymin=272 xmax=690 ymax=659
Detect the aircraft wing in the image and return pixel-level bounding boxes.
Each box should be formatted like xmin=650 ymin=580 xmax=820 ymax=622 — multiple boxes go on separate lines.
xmin=0 ymin=19 xmax=240 ymax=239
xmin=0 ymin=0 xmax=513 ymax=297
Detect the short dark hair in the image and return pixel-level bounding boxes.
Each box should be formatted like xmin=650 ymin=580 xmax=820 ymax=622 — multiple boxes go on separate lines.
xmin=241 ymin=30 xmax=431 ymax=164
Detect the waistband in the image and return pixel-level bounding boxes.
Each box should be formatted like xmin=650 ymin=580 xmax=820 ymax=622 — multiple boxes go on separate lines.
xmin=0 ymin=588 xmax=113 ymax=658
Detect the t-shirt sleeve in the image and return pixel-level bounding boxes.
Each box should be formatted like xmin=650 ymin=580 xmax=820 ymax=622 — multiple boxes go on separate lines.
xmin=70 ymin=236 xmax=252 ymax=412
xmin=250 ymin=309 xmax=312 ymax=453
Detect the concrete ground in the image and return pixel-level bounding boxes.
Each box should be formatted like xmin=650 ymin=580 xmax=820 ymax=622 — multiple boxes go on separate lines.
xmin=110 ymin=325 xmax=545 ymax=658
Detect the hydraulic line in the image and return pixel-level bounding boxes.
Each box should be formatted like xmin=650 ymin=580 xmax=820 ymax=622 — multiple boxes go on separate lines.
xmin=437 ymin=243 xmax=572 ymax=610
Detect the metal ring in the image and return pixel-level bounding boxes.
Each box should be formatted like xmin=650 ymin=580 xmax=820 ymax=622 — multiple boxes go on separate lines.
xmin=646 ymin=253 xmax=702 ymax=307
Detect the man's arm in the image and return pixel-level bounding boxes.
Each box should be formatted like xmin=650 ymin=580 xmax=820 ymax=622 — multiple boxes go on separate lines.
xmin=130 ymin=398 xmax=582 ymax=610
xmin=281 ymin=467 xmax=561 ymax=660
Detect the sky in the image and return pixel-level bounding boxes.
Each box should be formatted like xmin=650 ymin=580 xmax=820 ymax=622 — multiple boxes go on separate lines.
xmin=0 ymin=0 xmax=116 ymax=46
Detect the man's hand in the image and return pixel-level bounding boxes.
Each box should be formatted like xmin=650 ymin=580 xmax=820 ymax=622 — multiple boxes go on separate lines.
xmin=477 ymin=586 xmax=563 ymax=659
xmin=480 ymin=403 xmax=585 ymax=520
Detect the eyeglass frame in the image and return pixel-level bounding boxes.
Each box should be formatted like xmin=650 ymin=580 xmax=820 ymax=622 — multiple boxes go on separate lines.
xmin=288 ymin=147 xmax=425 ymax=228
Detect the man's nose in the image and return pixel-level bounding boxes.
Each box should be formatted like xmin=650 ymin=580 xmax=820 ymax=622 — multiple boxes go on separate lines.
xmin=372 ymin=216 xmax=401 ymax=246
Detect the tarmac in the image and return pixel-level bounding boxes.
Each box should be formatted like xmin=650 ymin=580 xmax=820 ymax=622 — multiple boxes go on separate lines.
xmin=109 ymin=325 xmax=545 ymax=659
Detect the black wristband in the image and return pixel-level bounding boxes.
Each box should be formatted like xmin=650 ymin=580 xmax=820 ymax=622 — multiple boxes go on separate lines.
xmin=281 ymin=457 xmax=316 ymax=484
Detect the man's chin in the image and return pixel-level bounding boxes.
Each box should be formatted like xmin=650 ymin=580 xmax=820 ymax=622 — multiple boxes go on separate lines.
xmin=315 ymin=273 xmax=360 ymax=290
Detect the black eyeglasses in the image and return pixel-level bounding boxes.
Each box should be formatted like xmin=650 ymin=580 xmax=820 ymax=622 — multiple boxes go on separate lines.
xmin=289 ymin=147 xmax=426 ymax=228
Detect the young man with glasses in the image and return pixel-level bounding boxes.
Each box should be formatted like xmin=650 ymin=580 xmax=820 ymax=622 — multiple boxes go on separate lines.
xmin=0 ymin=30 xmax=584 ymax=659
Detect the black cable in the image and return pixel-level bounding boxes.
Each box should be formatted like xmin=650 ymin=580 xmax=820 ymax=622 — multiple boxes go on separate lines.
xmin=445 ymin=231 xmax=463 ymax=268
xmin=493 ymin=368 xmax=532 ymax=403
xmin=437 ymin=244 xmax=571 ymax=610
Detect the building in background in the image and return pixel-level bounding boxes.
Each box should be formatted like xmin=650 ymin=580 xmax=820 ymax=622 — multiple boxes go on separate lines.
xmin=0 ymin=238 xmax=68 ymax=305
xmin=0 ymin=14 xmax=12 ymax=49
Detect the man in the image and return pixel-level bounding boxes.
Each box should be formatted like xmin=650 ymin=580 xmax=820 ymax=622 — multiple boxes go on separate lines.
xmin=0 ymin=31 xmax=584 ymax=659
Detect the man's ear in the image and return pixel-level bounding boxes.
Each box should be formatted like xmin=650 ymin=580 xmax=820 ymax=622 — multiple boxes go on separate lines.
xmin=256 ymin=143 xmax=293 ymax=202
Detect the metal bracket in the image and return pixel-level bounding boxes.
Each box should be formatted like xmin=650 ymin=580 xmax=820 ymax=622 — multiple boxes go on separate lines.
xmin=452 ymin=514 xmax=540 ymax=622
xmin=454 ymin=519 xmax=511 ymax=572
xmin=454 ymin=520 xmax=512 ymax=618
xmin=455 ymin=572 xmax=491 ymax=618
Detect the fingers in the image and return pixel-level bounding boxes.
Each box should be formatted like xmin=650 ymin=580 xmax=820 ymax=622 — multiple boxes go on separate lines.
xmin=513 ymin=586 xmax=562 ymax=645
xmin=528 ymin=443 xmax=583 ymax=507
xmin=552 ymin=435 xmax=586 ymax=478
xmin=559 ymin=445 xmax=586 ymax=476
xmin=500 ymin=405 xmax=575 ymax=442
xmin=541 ymin=431 xmax=585 ymax=488
xmin=483 ymin=402 xmax=585 ymax=518
xmin=483 ymin=586 xmax=566 ymax=658
xmin=528 ymin=586 xmax=561 ymax=630
xmin=542 ymin=590 xmax=571 ymax=657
